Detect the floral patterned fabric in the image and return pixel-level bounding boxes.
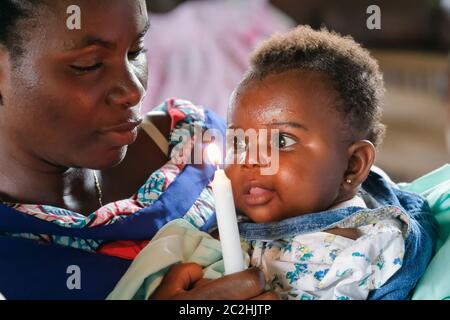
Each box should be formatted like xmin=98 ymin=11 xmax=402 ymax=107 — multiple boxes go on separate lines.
xmin=243 ymin=207 xmax=407 ymax=300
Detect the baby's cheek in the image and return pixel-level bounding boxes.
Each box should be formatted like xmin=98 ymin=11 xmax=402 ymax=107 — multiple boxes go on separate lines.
xmin=224 ymin=165 xmax=239 ymax=183
xmin=274 ymin=170 xmax=311 ymax=213
xmin=224 ymin=165 xmax=233 ymax=178
xmin=224 ymin=167 xmax=240 ymax=198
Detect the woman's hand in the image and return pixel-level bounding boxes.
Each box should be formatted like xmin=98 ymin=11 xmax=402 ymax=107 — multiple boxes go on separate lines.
xmin=150 ymin=263 xmax=279 ymax=300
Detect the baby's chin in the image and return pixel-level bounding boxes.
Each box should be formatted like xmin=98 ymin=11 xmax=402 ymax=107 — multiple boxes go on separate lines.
xmin=237 ymin=203 xmax=314 ymax=224
xmin=238 ymin=205 xmax=288 ymax=224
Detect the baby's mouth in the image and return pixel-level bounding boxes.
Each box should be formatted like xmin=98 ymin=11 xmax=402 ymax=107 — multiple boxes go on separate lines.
xmin=242 ymin=183 xmax=276 ymax=206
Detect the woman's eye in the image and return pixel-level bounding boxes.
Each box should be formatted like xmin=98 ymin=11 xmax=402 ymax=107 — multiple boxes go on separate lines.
xmin=128 ymin=47 xmax=148 ymax=60
xmin=272 ymin=133 xmax=297 ymax=150
xmin=70 ymin=63 xmax=103 ymax=73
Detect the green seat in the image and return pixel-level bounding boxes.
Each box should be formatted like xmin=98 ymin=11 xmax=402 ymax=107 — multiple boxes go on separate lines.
xmin=396 ymin=164 xmax=450 ymax=300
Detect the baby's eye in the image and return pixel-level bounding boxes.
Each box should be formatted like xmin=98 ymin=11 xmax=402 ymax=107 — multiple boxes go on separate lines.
xmin=233 ymin=136 xmax=246 ymax=153
xmin=226 ymin=135 xmax=246 ymax=158
xmin=272 ymin=133 xmax=297 ymax=150
xmin=225 ymin=136 xmax=246 ymax=164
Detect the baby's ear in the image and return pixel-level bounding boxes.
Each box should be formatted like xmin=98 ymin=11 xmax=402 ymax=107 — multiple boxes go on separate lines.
xmin=343 ymin=140 xmax=376 ymax=189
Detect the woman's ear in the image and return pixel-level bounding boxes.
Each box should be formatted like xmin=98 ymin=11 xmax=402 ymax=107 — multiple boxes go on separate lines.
xmin=342 ymin=140 xmax=376 ymax=190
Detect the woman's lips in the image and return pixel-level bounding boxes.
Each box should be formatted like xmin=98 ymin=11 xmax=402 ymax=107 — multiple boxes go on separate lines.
xmin=242 ymin=186 xmax=275 ymax=206
xmin=99 ymin=118 xmax=143 ymax=147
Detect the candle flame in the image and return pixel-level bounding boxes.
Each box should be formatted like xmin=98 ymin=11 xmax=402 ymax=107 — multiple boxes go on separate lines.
xmin=206 ymin=143 xmax=222 ymax=167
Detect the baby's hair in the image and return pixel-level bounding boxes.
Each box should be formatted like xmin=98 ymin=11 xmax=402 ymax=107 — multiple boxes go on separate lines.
xmin=0 ymin=0 xmax=46 ymax=61
xmin=238 ymin=25 xmax=386 ymax=147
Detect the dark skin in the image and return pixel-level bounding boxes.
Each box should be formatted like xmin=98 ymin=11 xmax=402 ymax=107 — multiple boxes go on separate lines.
xmin=0 ymin=0 xmax=275 ymax=300
xmin=151 ymin=264 xmax=276 ymax=300
xmin=226 ymin=70 xmax=375 ymax=240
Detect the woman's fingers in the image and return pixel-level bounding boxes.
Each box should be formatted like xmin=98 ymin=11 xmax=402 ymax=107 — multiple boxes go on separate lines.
xmin=151 ymin=265 xmax=269 ymax=300
xmin=251 ymin=291 xmax=280 ymax=300
xmin=192 ymin=278 xmax=213 ymax=289
xmin=150 ymin=263 xmax=203 ymax=300
xmin=173 ymin=267 xmax=266 ymax=300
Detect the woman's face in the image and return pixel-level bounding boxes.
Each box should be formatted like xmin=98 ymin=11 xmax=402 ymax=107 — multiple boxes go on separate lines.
xmin=0 ymin=0 xmax=149 ymax=170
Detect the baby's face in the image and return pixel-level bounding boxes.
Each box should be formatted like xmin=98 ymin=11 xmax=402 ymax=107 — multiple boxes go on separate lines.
xmin=225 ymin=70 xmax=351 ymax=223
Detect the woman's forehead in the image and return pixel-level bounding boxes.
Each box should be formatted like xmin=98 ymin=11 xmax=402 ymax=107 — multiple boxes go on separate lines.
xmin=24 ymin=0 xmax=148 ymax=50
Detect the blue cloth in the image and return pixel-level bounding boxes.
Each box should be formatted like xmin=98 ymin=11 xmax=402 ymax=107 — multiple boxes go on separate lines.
xmin=0 ymin=109 xmax=225 ymax=300
xmin=239 ymin=171 xmax=438 ymax=300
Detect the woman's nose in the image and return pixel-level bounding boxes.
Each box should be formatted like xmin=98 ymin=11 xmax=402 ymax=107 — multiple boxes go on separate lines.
xmin=106 ymin=67 xmax=145 ymax=108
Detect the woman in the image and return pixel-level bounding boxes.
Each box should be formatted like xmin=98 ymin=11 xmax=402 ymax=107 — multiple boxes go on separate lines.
xmin=0 ymin=0 xmax=274 ymax=300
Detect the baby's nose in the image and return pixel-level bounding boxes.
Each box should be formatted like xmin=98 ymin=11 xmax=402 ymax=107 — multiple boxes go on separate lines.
xmin=242 ymin=145 xmax=271 ymax=168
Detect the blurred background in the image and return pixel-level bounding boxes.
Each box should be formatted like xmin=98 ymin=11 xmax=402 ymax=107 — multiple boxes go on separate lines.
xmin=143 ymin=0 xmax=449 ymax=182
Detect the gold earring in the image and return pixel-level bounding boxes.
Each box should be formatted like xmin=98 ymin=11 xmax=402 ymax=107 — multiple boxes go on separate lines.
xmin=346 ymin=178 xmax=352 ymax=184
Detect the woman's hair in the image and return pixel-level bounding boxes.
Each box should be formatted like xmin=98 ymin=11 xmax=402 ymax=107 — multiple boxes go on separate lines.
xmin=239 ymin=25 xmax=386 ymax=147
xmin=0 ymin=0 xmax=44 ymax=59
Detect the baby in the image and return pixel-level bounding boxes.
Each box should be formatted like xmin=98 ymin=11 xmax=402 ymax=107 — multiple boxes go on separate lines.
xmin=223 ymin=26 xmax=426 ymax=300
xmin=108 ymin=26 xmax=435 ymax=301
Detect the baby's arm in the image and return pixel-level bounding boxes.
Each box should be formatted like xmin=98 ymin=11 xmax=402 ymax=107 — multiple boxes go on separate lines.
xmin=325 ymin=227 xmax=361 ymax=240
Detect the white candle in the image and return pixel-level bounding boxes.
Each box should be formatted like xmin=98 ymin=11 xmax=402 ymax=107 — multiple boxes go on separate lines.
xmin=207 ymin=144 xmax=246 ymax=275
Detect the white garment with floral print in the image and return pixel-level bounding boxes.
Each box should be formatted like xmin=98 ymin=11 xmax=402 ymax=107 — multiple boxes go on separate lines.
xmin=245 ymin=217 xmax=405 ymax=300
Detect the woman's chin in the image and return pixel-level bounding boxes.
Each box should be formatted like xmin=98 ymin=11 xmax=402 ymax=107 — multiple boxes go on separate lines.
xmin=87 ymin=146 xmax=128 ymax=170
